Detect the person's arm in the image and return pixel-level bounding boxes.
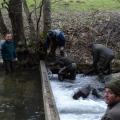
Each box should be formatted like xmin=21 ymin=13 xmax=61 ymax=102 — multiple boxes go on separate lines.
xmin=58 ymin=66 xmax=67 ymax=74
xmin=59 ymin=32 xmax=65 ymax=46
xmin=13 ymin=41 xmax=17 ymax=59
xmin=49 ymin=58 xmax=63 ymax=67
xmin=59 ymin=32 xmax=66 ymax=56
xmin=1 ymin=41 xmax=6 ymax=60
xmin=44 ymin=37 xmax=50 ymax=49
xmin=92 ymin=50 xmax=99 ymax=67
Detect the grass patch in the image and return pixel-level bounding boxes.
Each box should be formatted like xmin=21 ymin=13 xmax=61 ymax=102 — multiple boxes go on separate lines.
xmin=0 ymin=0 xmax=120 ymax=11
xmin=51 ymin=0 xmax=120 ymax=11
xmin=27 ymin=0 xmax=42 ymax=8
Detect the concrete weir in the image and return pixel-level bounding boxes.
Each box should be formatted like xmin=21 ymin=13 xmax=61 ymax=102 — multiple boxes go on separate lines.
xmin=39 ymin=60 xmax=120 ymax=120
xmin=40 ymin=60 xmax=60 ymax=120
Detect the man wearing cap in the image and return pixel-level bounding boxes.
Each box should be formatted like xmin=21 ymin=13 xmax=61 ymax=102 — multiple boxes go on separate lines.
xmin=87 ymin=44 xmax=114 ymax=76
xmin=101 ymin=79 xmax=120 ymax=120
xmin=44 ymin=29 xmax=66 ymax=57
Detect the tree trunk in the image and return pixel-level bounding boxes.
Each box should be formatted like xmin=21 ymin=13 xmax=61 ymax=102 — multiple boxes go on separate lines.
xmin=35 ymin=0 xmax=44 ymax=42
xmin=0 ymin=10 xmax=8 ymax=35
xmin=22 ymin=0 xmax=36 ymax=44
xmin=43 ymin=0 xmax=51 ymax=36
xmin=8 ymin=0 xmax=26 ymax=46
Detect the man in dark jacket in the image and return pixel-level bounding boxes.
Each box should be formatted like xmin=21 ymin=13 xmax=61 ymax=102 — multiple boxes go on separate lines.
xmin=87 ymin=44 xmax=114 ymax=75
xmin=44 ymin=29 xmax=66 ymax=57
xmin=1 ymin=33 xmax=16 ymax=73
xmin=101 ymin=79 xmax=120 ymax=120
xmin=50 ymin=57 xmax=77 ymax=81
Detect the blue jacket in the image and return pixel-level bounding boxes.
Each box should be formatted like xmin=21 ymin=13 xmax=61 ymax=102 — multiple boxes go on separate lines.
xmin=1 ymin=40 xmax=16 ymax=61
xmin=44 ymin=29 xmax=66 ymax=49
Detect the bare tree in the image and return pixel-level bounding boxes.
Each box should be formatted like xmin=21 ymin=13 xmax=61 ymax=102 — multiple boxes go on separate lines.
xmin=35 ymin=0 xmax=44 ymax=42
xmin=8 ymin=0 xmax=26 ymax=45
xmin=0 ymin=9 xmax=8 ymax=35
xmin=23 ymin=0 xmax=45 ymax=42
xmin=43 ymin=0 xmax=51 ymax=36
xmin=22 ymin=0 xmax=36 ymax=43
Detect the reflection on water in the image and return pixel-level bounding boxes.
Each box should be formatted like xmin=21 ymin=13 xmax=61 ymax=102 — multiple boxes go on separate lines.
xmin=0 ymin=71 xmax=45 ymax=120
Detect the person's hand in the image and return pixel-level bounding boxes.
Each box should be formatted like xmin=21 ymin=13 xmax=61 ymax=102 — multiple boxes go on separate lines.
xmin=60 ymin=47 xmax=64 ymax=51
xmin=13 ymin=58 xmax=18 ymax=61
xmin=47 ymin=49 xmax=50 ymax=54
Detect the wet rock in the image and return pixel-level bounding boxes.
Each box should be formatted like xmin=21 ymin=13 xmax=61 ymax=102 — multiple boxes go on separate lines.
xmin=73 ymin=85 xmax=91 ymax=100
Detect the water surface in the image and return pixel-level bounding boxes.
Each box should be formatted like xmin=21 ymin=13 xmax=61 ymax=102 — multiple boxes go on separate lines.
xmin=0 ymin=70 xmax=45 ymax=120
xmin=50 ymin=74 xmax=107 ymax=120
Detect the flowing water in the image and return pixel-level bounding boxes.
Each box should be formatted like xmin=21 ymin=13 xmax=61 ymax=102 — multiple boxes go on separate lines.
xmin=0 ymin=70 xmax=45 ymax=120
xmin=50 ymin=74 xmax=107 ymax=120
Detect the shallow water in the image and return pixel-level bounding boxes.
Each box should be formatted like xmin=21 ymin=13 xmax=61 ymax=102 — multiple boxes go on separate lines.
xmin=0 ymin=70 xmax=45 ymax=120
xmin=50 ymin=74 xmax=107 ymax=120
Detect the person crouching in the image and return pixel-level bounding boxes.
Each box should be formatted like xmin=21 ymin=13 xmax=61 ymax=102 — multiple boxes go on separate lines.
xmin=50 ymin=57 xmax=77 ymax=81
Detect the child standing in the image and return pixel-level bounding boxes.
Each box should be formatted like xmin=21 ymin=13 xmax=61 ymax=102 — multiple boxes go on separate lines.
xmin=1 ymin=33 xmax=16 ymax=74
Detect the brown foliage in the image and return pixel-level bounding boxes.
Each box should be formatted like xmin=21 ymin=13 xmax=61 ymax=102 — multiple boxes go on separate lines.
xmin=51 ymin=11 xmax=120 ymax=69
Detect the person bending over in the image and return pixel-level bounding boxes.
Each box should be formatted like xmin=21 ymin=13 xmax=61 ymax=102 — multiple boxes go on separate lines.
xmin=44 ymin=29 xmax=66 ymax=57
xmin=87 ymin=43 xmax=114 ymax=76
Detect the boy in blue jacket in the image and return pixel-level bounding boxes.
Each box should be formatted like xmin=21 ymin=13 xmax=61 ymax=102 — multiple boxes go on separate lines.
xmin=1 ymin=33 xmax=16 ymax=73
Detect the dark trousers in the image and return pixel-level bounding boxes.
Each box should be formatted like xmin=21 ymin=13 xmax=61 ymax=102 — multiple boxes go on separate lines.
xmin=3 ymin=60 xmax=14 ymax=73
xmin=97 ymin=56 xmax=114 ymax=75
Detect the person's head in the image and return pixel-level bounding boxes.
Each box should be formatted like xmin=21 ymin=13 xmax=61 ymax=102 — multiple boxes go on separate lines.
xmin=104 ymin=79 xmax=120 ymax=106
xmin=4 ymin=33 xmax=13 ymax=41
xmin=47 ymin=30 xmax=56 ymax=40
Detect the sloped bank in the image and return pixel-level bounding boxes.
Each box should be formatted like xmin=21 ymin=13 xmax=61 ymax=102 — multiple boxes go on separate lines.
xmin=51 ymin=10 xmax=120 ymax=73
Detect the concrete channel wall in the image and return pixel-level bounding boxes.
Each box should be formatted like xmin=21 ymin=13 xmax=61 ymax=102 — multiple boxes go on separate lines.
xmin=40 ymin=61 xmax=60 ymax=120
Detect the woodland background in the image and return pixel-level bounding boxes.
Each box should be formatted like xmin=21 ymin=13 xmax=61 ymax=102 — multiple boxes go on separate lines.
xmin=0 ymin=0 xmax=120 ymax=72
